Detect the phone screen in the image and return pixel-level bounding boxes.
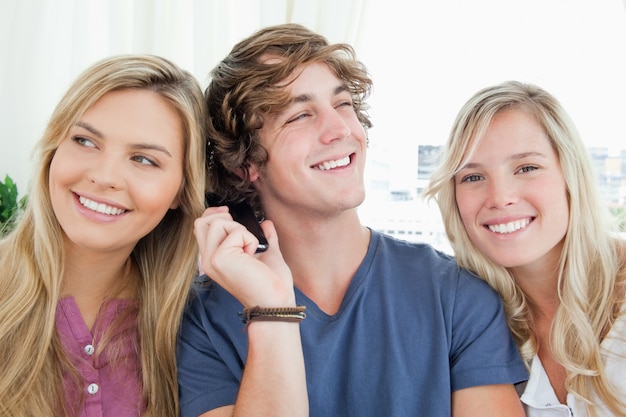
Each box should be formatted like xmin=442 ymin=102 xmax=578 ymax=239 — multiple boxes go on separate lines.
xmin=206 ymin=194 xmax=269 ymax=253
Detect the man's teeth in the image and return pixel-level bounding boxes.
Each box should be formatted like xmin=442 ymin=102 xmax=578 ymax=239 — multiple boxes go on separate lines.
xmin=315 ymin=156 xmax=350 ymax=171
xmin=488 ymin=219 xmax=530 ymax=234
xmin=79 ymin=196 xmax=126 ymax=215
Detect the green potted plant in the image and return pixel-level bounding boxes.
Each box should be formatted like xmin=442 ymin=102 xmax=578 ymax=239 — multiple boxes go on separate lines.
xmin=0 ymin=175 xmax=27 ymax=236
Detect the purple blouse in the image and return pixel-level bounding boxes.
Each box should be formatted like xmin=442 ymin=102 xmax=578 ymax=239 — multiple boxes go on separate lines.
xmin=56 ymin=297 xmax=143 ymax=417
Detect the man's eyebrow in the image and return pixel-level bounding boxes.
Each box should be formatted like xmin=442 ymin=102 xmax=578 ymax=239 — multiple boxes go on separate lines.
xmin=74 ymin=121 xmax=172 ymax=158
xmin=272 ymin=83 xmax=351 ymax=122
xmin=292 ymin=93 xmax=313 ymax=104
xmin=75 ymin=121 xmax=104 ymax=138
xmin=334 ymin=85 xmax=348 ymax=95
xmin=290 ymin=84 xmax=349 ymax=104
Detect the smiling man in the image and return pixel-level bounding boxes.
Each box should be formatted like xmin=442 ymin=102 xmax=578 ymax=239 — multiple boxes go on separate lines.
xmin=177 ymin=23 xmax=528 ymax=417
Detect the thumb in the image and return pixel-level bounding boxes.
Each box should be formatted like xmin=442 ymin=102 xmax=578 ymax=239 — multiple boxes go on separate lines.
xmin=260 ymin=219 xmax=279 ymax=249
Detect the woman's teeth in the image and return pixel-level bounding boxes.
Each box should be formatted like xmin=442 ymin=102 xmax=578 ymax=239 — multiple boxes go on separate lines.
xmin=79 ymin=196 xmax=126 ymax=215
xmin=488 ymin=218 xmax=530 ymax=234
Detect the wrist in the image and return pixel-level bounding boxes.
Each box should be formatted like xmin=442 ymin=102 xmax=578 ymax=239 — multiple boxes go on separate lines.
xmin=239 ymin=305 xmax=307 ymax=331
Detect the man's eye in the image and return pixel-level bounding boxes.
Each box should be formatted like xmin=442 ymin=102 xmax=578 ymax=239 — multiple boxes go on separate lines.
xmin=286 ymin=113 xmax=308 ymax=124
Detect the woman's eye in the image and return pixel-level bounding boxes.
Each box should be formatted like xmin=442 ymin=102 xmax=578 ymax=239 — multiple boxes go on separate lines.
xmin=461 ymin=174 xmax=483 ymax=183
xmin=73 ymin=136 xmax=96 ymax=148
xmin=518 ymin=165 xmax=538 ymax=174
xmin=132 ymin=155 xmax=157 ymax=166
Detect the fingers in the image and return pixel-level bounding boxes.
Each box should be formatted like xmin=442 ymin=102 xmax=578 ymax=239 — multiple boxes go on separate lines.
xmin=259 ymin=219 xmax=278 ymax=248
xmin=194 ymin=207 xmax=258 ymax=273
xmin=194 ymin=209 xmax=296 ymax=307
xmin=255 ymin=220 xmax=294 ymax=286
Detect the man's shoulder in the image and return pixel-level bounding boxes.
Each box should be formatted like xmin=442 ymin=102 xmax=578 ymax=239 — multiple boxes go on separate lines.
xmin=371 ymin=230 xmax=494 ymax=293
xmin=374 ymin=229 xmax=447 ymax=251
xmin=186 ymin=277 xmax=242 ymax=314
xmin=373 ymin=230 xmax=459 ymax=269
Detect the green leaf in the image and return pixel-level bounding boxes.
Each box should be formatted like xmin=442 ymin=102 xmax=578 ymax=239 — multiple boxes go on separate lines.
xmin=0 ymin=174 xmax=23 ymax=235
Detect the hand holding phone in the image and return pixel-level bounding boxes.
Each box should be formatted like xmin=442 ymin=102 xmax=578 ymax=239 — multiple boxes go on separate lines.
xmin=206 ymin=194 xmax=269 ymax=253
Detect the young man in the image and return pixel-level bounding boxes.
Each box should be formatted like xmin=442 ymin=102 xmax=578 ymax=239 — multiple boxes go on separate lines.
xmin=179 ymin=23 xmax=527 ymax=417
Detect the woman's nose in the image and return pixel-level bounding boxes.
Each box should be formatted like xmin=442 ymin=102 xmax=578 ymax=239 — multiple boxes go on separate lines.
xmin=87 ymin=156 xmax=124 ymax=189
xmin=485 ymin=176 xmax=518 ymax=209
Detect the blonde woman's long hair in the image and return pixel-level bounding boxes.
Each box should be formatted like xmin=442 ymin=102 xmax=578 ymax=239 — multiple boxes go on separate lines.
xmin=0 ymin=54 xmax=207 ymax=417
xmin=425 ymin=80 xmax=626 ymax=417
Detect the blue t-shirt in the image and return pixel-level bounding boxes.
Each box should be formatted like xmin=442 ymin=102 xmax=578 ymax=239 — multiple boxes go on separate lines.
xmin=178 ymin=230 xmax=527 ymax=417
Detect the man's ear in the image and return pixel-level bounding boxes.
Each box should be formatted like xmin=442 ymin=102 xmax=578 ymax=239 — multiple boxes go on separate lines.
xmin=244 ymin=163 xmax=261 ymax=182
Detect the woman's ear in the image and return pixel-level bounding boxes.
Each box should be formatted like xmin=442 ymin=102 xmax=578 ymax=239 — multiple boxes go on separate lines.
xmin=170 ymin=183 xmax=184 ymax=209
xmin=169 ymin=198 xmax=180 ymax=210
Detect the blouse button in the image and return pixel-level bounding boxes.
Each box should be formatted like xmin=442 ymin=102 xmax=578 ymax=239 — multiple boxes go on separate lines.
xmin=87 ymin=383 xmax=99 ymax=395
xmin=84 ymin=344 xmax=95 ymax=355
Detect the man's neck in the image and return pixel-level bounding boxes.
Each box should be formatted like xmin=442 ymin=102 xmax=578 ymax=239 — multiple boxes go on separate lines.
xmin=270 ymin=209 xmax=370 ymax=315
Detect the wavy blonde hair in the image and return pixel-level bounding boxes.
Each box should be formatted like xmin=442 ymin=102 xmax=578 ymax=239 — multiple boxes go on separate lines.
xmin=0 ymin=55 xmax=207 ymax=417
xmin=425 ymin=80 xmax=626 ymax=416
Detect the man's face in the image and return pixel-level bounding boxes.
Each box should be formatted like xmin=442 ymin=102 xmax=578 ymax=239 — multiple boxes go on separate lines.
xmin=249 ymin=62 xmax=368 ymax=221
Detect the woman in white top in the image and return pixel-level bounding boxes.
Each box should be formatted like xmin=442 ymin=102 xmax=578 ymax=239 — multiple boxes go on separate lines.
xmin=426 ymin=81 xmax=626 ymax=417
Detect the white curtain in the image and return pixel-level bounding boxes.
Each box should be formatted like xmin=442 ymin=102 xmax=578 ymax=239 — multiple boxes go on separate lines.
xmin=0 ymin=0 xmax=368 ymax=192
xmin=2 ymin=0 xmax=626 ymax=204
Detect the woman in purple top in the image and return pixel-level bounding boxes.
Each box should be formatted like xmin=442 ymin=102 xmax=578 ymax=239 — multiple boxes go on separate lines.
xmin=0 ymin=55 xmax=207 ymax=417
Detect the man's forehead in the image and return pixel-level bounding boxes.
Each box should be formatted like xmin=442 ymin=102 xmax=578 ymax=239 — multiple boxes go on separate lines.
xmin=259 ymin=53 xmax=284 ymax=65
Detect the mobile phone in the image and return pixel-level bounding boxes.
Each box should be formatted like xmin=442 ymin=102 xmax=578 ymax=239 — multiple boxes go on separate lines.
xmin=206 ymin=194 xmax=269 ymax=253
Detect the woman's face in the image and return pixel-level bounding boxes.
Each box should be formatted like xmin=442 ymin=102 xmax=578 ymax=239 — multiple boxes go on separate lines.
xmin=49 ymin=88 xmax=184 ymax=257
xmin=454 ymin=109 xmax=569 ymax=274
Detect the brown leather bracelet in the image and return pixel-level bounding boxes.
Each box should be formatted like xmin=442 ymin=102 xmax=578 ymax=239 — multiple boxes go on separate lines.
xmin=239 ymin=305 xmax=307 ymax=331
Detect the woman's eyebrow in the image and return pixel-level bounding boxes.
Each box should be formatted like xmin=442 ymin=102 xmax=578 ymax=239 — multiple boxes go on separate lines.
xmin=74 ymin=121 xmax=172 ymax=157
xmin=509 ymin=151 xmax=548 ymax=160
xmin=131 ymin=143 xmax=172 ymax=158
xmin=75 ymin=121 xmax=104 ymax=138
xmin=458 ymin=151 xmax=548 ymax=171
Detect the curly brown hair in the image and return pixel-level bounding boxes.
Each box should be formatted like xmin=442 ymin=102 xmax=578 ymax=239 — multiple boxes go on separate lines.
xmin=205 ymin=23 xmax=372 ymax=217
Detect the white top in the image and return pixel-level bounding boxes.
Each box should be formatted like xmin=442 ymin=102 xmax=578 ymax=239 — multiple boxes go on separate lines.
xmin=521 ymin=310 xmax=626 ymax=417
